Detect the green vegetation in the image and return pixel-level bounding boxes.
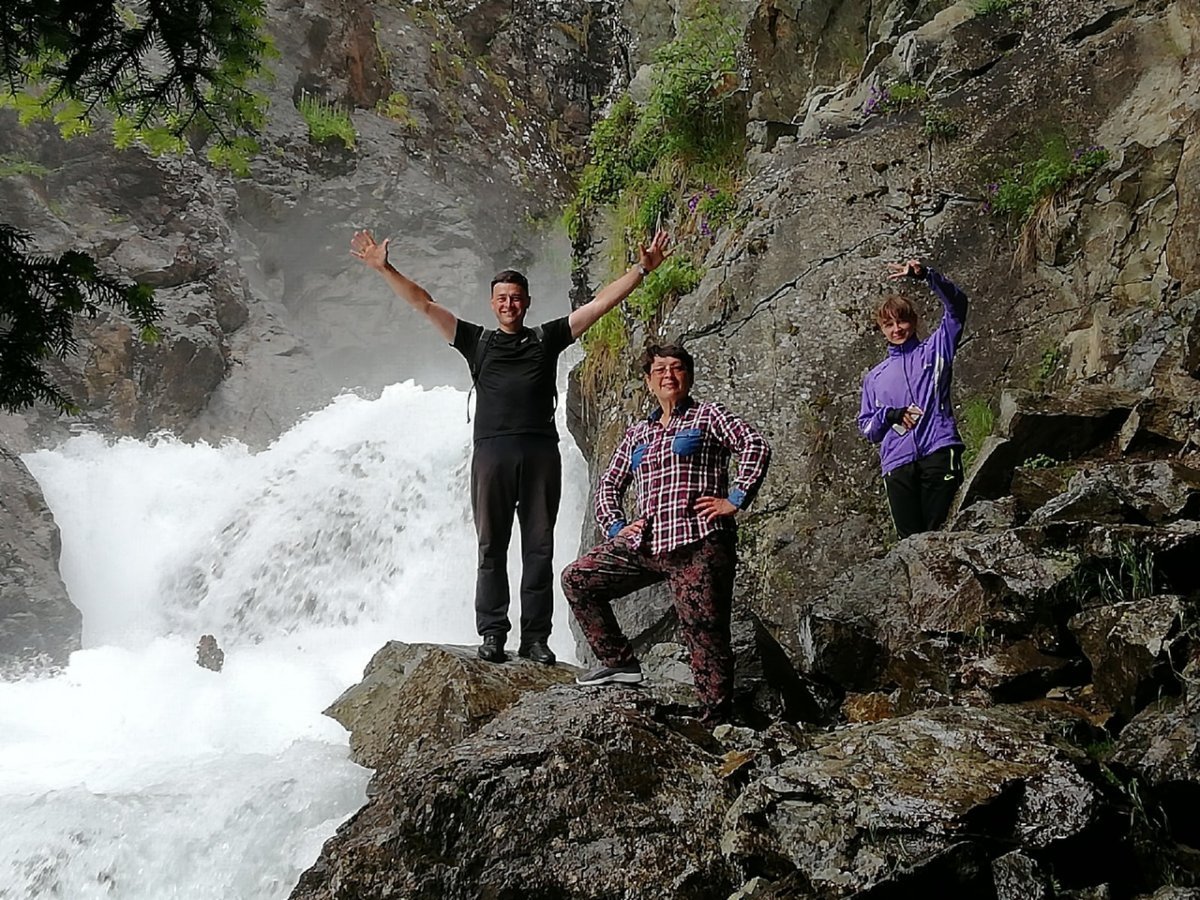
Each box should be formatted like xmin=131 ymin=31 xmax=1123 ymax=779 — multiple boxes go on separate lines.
xmin=0 ymin=224 xmax=159 ymax=412
xmin=627 ymin=257 xmax=703 ymax=322
xmin=1019 ymin=453 xmax=1059 ymax=469
xmin=0 ymin=0 xmax=272 ymax=412
xmin=983 ymin=137 xmax=1110 ymax=266
xmin=960 ymin=397 xmax=996 ymax=469
xmin=921 ymin=106 xmax=961 ymax=143
xmin=0 ymin=2 xmax=272 ymax=174
xmin=1055 ymin=538 xmax=1159 ymax=609
xmin=1035 ymin=344 xmax=1062 ymax=388
xmin=297 ymin=92 xmax=356 ymax=150
xmin=863 ymin=80 xmax=930 ymax=117
xmin=0 ymin=155 xmax=51 ymax=178
xmin=564 ymin=0 xmax=742 ymax=244
xmin=885 ymin=82 xmax=929 ymax=107
xmin=567 ymin=1 xmax=743 ymax=386
xmin=377 ymin=92 xmax=420 ymax=132
xmin=973 ymin=0 xmax=1032 ymax=18
xmin=985 ymin=139 xmax=1110 ymax=224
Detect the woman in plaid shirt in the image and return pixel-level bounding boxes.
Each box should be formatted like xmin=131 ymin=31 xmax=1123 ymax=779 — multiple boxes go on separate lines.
xmin=561 ymin=344 xmax=771 ymax=725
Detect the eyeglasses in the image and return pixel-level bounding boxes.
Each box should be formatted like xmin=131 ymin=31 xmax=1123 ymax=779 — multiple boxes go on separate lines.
xmin=649 ymin=363 xmax=687 ymax=379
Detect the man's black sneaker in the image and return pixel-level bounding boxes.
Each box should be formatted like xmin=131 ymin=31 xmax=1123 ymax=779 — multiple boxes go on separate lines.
xmin=478 ymin=634 xmax=507 ymax=663
xmin=518 ymin=640 xmax=556 ymax=665
xmin=575 ymin=662 xmax=644 ymax=686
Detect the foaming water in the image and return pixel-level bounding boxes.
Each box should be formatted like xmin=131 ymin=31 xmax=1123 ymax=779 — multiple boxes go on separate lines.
xmin=1 ymin=380 xmax=588 ymax=898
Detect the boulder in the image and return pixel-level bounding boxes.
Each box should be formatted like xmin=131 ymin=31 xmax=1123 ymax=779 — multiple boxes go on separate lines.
xmin=1031 ymin=463 xmax=1200 ymax=526
xmin=1113 ymin=695 xmax=1200 ymax=848
xmin=801 ymin=523 xmax=1200 ymax=699
xmin=1070 ymin=597 xmax=1190 ymax=722
xmin=961 ymin=388 xmax=1139 ymax=506
xmin=993 ymin=851 xmax=1051 ymax=900
xmin=960 ymin=639 xmax=1087 ymax=704
xmin=0 ymin=449 xmax=78 ymax=671
xmin=293 ymin=685 xmax=738 ymax=900
xmin=325 ymin=641 xmax=576 ymax=770
xmin=1012 ymin=466 xmax=1077 ymax=517
xmin=722 ymin=705 xmax=1111 ymax=896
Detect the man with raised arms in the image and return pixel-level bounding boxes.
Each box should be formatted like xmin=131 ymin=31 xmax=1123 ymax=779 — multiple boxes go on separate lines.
xmin=350 ymin=228 xmax=672 ymax=665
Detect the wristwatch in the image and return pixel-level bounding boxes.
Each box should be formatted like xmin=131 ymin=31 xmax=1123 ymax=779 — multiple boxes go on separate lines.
xmin=636 ymin=263 xmax=649 ymax=278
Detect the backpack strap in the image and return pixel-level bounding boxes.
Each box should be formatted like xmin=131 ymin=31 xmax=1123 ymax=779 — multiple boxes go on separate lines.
xmin=466 ymin=328 xmax=496 ymax=422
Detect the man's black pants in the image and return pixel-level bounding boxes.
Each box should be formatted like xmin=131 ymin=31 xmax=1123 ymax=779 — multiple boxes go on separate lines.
xmin=884 ymin=445 xmax=964 ymax=539
xmin=471 ymin=434 xmax=561 ymax=644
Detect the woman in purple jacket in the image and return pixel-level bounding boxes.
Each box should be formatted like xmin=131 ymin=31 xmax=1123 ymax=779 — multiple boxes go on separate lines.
xmin=857 ymin=259 xmax=969 ymax=539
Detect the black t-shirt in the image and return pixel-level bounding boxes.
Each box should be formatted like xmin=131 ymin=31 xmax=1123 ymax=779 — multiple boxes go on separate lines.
xmin=452 ymin=315 xmax=575 ymax=441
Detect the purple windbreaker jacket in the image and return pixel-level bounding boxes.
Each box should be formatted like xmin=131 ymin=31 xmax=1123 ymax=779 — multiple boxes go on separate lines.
xmin=857 ymin=268 xmax=969 ymax=475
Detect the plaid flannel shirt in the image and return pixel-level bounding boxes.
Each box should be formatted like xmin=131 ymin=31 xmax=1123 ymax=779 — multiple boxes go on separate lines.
xmin=596 ymin=396 xmax=771 ymax=556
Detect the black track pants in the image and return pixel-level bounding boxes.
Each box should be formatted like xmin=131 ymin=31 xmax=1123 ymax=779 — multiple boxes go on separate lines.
xmin=884 ymin=445 xmax=964 ymax=539
xmin=471 ymin=435 xmax=561 ymax=643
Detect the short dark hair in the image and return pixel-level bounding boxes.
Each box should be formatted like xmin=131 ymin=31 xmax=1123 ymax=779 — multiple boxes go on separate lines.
xmin=639 ymin=344 xmax=695 ymax=379
xmin=490 ymin=269 xmax=529 ymax=294
xmin=875 ymin=294 xmax=918 ymax=325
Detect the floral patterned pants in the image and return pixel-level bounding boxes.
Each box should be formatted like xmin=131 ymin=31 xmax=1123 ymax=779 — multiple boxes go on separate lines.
xmin=561 ymin=532 xmax=737 ymax=718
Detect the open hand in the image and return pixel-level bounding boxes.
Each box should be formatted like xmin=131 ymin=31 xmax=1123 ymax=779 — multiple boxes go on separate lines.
xmin=886 ymin=259 xmax=925 ymax=280
xmin=637 ymin=231 xmax=673 ymax=274
xmin=695 ymin=496 xmax=738 ymax=522
xmin=617 ymin=518 xmax=646 ymax=546
xmin=350 ymin=229 xmax=390 ymax=271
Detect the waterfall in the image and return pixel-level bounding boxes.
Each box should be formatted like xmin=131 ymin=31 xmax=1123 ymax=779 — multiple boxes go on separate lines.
xmin=0 ymin=379 xmax=588 ymax=898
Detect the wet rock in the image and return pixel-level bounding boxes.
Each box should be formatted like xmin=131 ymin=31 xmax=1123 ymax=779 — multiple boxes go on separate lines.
xmin=993 ymin=850 xmax=1051 ymax=900
xmin=195 ymin=634 xmax=225 ymax=672
xmin=0 ymin=449 xmax=78 ymax=672
xmin=1138 ymin=888 xmax=1200 ymax=899
xmin=293 ymin=686 xmax=738 ymax=900
xmin=802 ymin=523 xmax=1200 ymax=699
xmin=722 ymin=706 xmax=1104 ymax=896
xmin=1119 ymin=387 xmax=1200 ymax=454
xmin=1031 ymin=462 xmax=1200 ymax=526
xmin=1011 ymin=464 xmax=1075 ymax=518
xmin=960 ymin=640 xmax=1086 ymax=704
xmin=325 ymin=640 xmax=576 ymax=771
xmin=1100 ymin=462 xmax=1200 ymax=523
xmin=1070 ymin=597 xmax=1190 ymax=721
xmin=961 ymin=388 xmax=1139 ymax=506
xmin=842 ymin=691 xmax=901 ymax=723
xmin=1113 ymin=695 xmax=1200 ymax=848
xmin=1030 ymin=475 xmax=1138 ymax=525
xmin=801 ymin=528 xmax=1080 ymax=691
xmin=950 ymin=495 xmax=1019 ymax=532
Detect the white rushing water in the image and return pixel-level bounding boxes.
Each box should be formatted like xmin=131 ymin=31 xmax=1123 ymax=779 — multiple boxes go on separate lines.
xmin=0 ymin=380 xmax=588 ymax=899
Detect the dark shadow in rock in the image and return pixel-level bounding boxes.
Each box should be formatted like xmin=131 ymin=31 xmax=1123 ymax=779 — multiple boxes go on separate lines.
xmin=853 ymin=841 xmax=999 ymax=900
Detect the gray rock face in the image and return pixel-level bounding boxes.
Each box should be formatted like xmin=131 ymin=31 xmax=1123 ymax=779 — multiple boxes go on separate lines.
xmin=1070 ymin=597 xmax=1190 ymax=721
xmin=325 ymin=641 xmax=576 ymax=770
xmin=1114 ymin=695 xmax=1200 ymax=848
xmin=294 ymin=676 xmax=738 ymax=900
xmin=0 ymin=449 xmax=78 ymax=670
xmin=723 ymin=706 xmax=1103 ymax=896
xmin=962 ymin=388 xmax=1140 ymax=508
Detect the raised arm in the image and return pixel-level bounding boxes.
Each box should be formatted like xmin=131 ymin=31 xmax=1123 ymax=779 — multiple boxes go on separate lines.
xmin=887 ymin=259 xmax=968 ymax=351
xmin=350 ymin=230 xmax=457 ymax=343
xmin=925 ymin=267 xmax=968 ymax=351
xmin=569 ymin=231 xmax=672 ymax=340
